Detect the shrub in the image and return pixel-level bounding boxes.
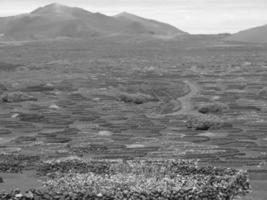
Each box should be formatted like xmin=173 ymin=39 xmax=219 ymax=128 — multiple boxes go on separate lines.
xmin=186 ymin=114 xmax=225 ymax=130
xmin=1 ymin=92 xmax=37 ymax=103
xmin=197 ymin=102 xmax=228 ymax=114
xmin=17 ymin=113 xmax=44 ymax=123
xmin=21 ymin=83 xmax=54 ymax=92
xmin=118 ymin=92 xmax=157 ymax=104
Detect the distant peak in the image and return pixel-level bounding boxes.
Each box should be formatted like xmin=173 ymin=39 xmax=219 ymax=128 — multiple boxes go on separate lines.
xmin=38 ymin=2 xmax=68 ymax=10
xmin=115 ymin=12 xmax=139 ymax=18
xmin=31 ymin=3 xmax=92 ymax=16
xmin=118 ymin=12 xmax=131 ymax=15
xmin=46 ymin=2 xmax=65 ymax=7
xmin=49 ymin=2 xmax=64 ymax=6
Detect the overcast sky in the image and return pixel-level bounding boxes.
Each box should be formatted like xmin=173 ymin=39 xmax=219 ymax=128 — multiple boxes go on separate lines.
xmin=0 ymin=0 xmax=266 ymax=34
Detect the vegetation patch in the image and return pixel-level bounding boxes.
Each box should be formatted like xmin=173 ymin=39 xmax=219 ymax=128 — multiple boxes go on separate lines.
xmin=197 ymin=102 xmax=229 ymax=114
xmin=1 ymin=92 xmax=37 ymax=103
xmin=21 ymin=83 xmax=54 ymax=93
xmin=17 ymin=113 xmax=45 ymax=123
xmin=13 ymin=136 xmax=37 ymax=144
xmin=117 ymin=92 xmax=157 ymax=104
xmin=70 ymin=143 xmax=108 ymax=155
xmin=0 ymin=62 xmax=22 ymax=71
xmin=186 ymin=114 xmax=226 ymax=130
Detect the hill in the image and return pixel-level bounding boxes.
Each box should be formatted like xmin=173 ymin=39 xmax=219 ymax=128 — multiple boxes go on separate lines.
xmin=0 ymin=3 xmax=187 ymax=40
xmin=226 ymin=24 xmax=267 ymax=43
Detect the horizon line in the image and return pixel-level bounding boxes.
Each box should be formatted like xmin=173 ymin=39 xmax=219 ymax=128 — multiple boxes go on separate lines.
xmin=0 ymin=2 xmax=266 ymax=35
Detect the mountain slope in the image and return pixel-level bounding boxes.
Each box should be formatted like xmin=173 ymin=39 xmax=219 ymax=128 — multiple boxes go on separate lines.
xmin=0 ymin=3 xmax=187 ymax=40
xmin=114 ymin=12 xmax=187 ymax=36
xmin=226 ymin=24 xmax=267 ymax=43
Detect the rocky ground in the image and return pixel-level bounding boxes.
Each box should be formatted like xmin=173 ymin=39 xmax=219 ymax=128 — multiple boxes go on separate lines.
xmin=0 ymin=37 xmax=267 ymax=199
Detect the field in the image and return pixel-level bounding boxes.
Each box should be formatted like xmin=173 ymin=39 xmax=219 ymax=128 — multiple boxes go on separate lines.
xmin=0 ymin=36 xmax=267 ymax=199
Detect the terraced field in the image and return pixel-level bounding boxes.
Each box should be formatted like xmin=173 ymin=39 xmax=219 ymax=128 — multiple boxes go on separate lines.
xmin=0 ymin=37 xmax=267 ymax=199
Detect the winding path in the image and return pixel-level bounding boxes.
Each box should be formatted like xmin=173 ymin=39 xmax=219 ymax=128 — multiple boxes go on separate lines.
xmin=146 ymin=80 xmax=199 ymax=118
xmin=168 ymin=80 xmax=199 ymax=116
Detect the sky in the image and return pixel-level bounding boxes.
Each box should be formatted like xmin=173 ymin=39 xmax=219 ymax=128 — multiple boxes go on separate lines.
xmin=0 ymin=0 xmax=267 ymax=34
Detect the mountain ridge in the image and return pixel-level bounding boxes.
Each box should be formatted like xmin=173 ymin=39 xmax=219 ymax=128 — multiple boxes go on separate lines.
xmin=0 ymin=3 xmax=187 ymax=40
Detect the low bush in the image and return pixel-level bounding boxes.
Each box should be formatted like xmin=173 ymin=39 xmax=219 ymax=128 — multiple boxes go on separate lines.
xmin=21 ymin=83 xmax=54 ymax=92
xmin=1 ymin=92 xmax=37 ymax=103
xmin=186 ymin=114 xmax=225 ymax=130
xmin=197 ymin=102 xmax=228 ymax=114
xmin=117 ymin=92 xmax=157 ymax=104
xmin=17 ymin=113 xmax=44 ymax=123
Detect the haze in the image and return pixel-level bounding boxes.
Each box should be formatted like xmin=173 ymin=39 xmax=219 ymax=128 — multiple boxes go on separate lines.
xmin=0 ymin=0 xmax=267 ymax=34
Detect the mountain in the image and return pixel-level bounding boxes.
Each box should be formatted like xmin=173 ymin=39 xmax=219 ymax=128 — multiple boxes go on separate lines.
xmin=226 ymin=24 xmax=267 ymax=43
xmin=0 ymin=3 xmax=187 ymax=40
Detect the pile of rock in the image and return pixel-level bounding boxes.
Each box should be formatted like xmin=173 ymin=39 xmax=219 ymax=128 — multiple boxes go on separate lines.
xmin=0 ymin=189 xmax=34 ymax=200
xmin=0 ymin=159 xmax=251 ymax=200
xmin=0 ymin=154 xmax=40 ymax=173
xmin=37 ymin=158 xmax=111 ymax=176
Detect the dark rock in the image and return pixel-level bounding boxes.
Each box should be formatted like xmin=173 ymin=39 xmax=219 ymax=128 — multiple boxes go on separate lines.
xmin=0 ymin=176 xmax=3 ymax=183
